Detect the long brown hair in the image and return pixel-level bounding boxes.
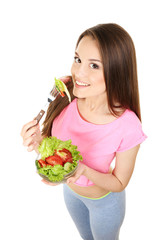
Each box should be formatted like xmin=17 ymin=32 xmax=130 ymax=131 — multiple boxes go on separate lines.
xmin=42 ymin=76 xmax=75 ymax=137
xmin=42 ymin=23 xmax=141 ymax=137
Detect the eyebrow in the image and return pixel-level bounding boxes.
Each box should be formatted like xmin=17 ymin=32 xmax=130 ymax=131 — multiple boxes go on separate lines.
xmin=75 ymin=51 xmax=102 ymax=63
xmin=89 ymin=59 xmax=102 ymax=63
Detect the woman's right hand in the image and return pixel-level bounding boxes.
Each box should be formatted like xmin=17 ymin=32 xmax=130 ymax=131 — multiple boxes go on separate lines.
xmin=21 ymin=120 xmax=43 ymax=153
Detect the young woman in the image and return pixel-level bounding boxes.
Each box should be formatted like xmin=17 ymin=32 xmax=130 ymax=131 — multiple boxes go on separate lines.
xmin=21 ymin=23 xmax=147 ymax=240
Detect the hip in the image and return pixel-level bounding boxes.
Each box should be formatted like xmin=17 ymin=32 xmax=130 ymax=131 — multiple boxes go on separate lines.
xmin=63 ymin=183 xmax=126 ymax=208
xmin=67 ymin=182 xmax=111 ymax=199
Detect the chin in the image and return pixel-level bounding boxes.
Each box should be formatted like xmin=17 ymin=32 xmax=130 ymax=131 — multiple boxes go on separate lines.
xmin=73 ymin=87 xmax=85 ymax=99
xmin=73 ymin=91 xmax=84 ymax=99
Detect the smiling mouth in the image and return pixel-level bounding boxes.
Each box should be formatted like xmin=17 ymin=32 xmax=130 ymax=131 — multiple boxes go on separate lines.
xmin=75 ymin=80 xmax=90 ymax=87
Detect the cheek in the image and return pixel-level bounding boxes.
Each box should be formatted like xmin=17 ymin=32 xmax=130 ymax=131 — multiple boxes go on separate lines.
xmin=94 ymin=77 xmax=106 ymax=92
xmin=94 ymin=74 xmax=105 ymax=85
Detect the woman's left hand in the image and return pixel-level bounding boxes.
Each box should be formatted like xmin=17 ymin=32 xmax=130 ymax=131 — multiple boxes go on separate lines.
xmin=66 ymin=162 xmax=86 ymax=184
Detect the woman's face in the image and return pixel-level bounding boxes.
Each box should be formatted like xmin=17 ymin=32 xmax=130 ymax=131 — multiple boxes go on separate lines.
xmin=71 ymin=36 xmax=106 ymax=99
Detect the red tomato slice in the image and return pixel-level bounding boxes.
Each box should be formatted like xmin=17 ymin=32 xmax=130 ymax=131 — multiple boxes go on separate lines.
xmin=45 ymin=155 xmax=63 ymax=166
xmin=58 ymin=148 xmax=73 ymax=163
xmin=59 ymin=148 xmax=72 ymax=158
xmin=38 ymin=159 xmax=48 ymax=167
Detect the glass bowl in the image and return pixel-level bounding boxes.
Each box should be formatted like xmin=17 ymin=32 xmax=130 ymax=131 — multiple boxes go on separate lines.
xmin=35 ymin=154 xmax=79 ymax=184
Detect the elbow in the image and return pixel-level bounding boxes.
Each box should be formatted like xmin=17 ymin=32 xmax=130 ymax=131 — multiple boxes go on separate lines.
xmin=109 ymin=178 xmax=126 ymax=193
xmin=111 ymin=173 xmax=128 ymax=192
xmin=116 ymin=184 xmax=125 ymax=192
xmin=116 ymin=179 xmax=127 ymax=192
xmin=103 ymin=183 xmax=125 ymax=193
xmin=116 ymin=180 xmax=130 ymax=192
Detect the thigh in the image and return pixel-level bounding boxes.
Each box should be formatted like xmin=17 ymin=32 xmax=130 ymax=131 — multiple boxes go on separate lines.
xmin=63 ymin=184 xmax=94 ymax=240
xmin=88 ymin=191 xmax=126 ymax=240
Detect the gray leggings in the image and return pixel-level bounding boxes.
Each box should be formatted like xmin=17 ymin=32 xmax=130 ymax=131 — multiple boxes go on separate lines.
xmin=63 ymin=184 xmax=125 ymax=240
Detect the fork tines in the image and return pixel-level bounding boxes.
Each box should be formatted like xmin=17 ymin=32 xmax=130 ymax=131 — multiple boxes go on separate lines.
xmin=50 ymin=87 xmax=59 ymax=97
xmin=48 ymin=87 xmax=60 ymax=103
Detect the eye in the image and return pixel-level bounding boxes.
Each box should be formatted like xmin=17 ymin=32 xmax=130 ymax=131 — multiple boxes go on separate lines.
xmin=74 ymin=56 xmax=81 ymax=63
xmin=90 ymin=63 xmax=99 ymax=69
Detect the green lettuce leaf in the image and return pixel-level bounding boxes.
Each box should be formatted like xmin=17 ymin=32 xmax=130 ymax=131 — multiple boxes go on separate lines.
xmin=55 ymin=77 xmax=71 ymax=102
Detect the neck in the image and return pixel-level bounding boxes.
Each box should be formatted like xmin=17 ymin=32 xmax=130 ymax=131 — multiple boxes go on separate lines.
xmin=79 ymin=95 xmax=111 ymax=115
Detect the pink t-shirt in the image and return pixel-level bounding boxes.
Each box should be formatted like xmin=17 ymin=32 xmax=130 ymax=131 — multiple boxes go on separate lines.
xmin=51 ymin=98 xmax=147 ymax=187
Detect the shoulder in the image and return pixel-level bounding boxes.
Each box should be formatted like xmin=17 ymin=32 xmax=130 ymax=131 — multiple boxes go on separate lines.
xmin=116 ymin=109 xmax=147 ymax=152
xmin=119 ymin=109 xmax=142 ymax=129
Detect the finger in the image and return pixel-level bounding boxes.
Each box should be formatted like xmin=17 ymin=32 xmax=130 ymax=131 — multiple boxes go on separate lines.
xmin=21 ymin=120 xmax=37 ymax=137
xmin=67 ymin=174 xmax=80 ymax=184
xmin=23 ymin=124 xmax=39 ymax=141
xmin=41 ymin=179 xmax=51 ymax=185
xmin=23 ymin=135 xmax=35 ymax=147
xmin=21 ymin=119 xmax=37 ymax=137
xmin=41 ymin=179 xmax=60 ymax=186
xmin=27 ymin=142 xmax=37 ymax=152
xmin=67 ymin=177 xmax=74 ymax=184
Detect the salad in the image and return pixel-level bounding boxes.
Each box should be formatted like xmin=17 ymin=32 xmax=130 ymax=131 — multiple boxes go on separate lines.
xmin=55 ymin=77 xmax=71 ymax=103
xmin=35 ymin=136 xmax=82 ymax=182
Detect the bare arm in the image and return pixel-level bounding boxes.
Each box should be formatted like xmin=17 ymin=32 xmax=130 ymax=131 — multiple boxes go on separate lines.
xmin=67 ymin=145 xmax=140 ymax=192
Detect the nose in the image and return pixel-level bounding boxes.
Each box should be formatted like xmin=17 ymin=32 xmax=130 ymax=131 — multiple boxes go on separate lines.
xmin=73 ymin=62 xmax=88 ymax=79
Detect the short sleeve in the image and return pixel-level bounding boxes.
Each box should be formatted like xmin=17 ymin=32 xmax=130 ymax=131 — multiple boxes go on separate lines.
xmin=116 ymin=112 xmax=147 ymax=152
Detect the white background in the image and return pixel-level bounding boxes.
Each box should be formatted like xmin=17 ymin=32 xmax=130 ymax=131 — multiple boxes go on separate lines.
xmin=0 ymin=0 xmax=159 ymax=239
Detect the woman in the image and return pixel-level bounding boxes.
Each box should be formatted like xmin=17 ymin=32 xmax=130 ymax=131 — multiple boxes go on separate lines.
xmin=21 ymin=23 xmax=147 ymax=240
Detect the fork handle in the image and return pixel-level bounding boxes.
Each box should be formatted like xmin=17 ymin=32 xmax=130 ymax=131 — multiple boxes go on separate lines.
xmin=35 ymin=110 xmax=45 ymax=123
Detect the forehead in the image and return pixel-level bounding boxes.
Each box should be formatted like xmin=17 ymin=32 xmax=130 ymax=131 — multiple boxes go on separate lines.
xmin=76 ymin=36 xmax=101 ymax=60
